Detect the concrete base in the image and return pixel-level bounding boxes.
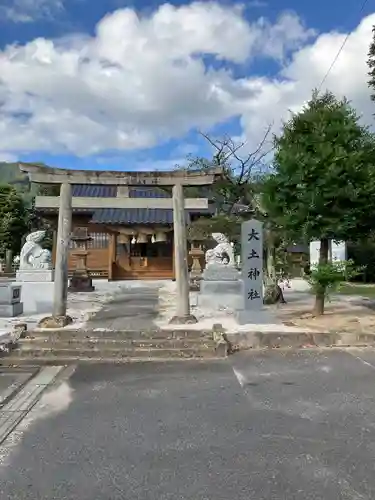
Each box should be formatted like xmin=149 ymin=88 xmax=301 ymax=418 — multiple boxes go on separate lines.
xmin=68 ymin=274 xmax=95 ymax=293
xmin=11 ymin=279 xmax=109 ymax=315
xmin=225 ymin=330 xmax=320 ymax=350
xmin=16 ymin=269 xmax=54 ymax=282
xmin=0 ymin=302 xmax=23 ymax=318
xmin=38 ymin=315 xmax=73 ymax=329
xmin=199 ymin=294 xmax=242 ymax=311
xmin=13 ymin=282 xmax=54 ymax=315
xmin=237 ymin=308 xmax=278 ymax=325
xmin=202 ymin=265 xmax=240 ymax=282
xmin=198 ymin=280 xmax=242 ymax=310
xmin=169 ymin=314 xmax=198 ymax=325
xmin=0 ymin=283 xmax=22 ymax=304
xmin=200 ymin=280 xmax=241 ymax=294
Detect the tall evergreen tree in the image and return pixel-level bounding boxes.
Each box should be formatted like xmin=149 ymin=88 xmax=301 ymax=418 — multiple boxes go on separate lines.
xmin=368 ymin=26 xmax=375 ymax=101
xmin=262 ymin=90 xmax=375 ymax=314
xmin=0 ymin=184 xmax=28 ymax=258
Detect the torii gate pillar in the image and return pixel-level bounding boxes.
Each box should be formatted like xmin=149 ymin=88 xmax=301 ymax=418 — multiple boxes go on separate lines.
xmin=169 ymin=183 xmax=197 ymax=324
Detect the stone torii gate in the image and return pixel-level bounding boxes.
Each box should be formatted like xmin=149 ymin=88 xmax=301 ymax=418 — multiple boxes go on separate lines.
xmin=19 ymin=163 xmax=223 ymax=325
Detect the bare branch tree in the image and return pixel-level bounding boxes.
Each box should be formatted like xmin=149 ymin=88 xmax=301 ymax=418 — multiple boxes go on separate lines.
xmin=200 ymin=125 xmax=273 ymax=181
xmin=198 ymin=125 xmax=273 ymax=213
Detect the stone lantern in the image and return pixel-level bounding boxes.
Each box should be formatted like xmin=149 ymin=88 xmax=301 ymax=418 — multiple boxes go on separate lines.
xmin=68 ymin=227 xmax=95 ymax=293
xmin=187 ymin=224 xmax=206 ymax=291
xmin=189 ymin=242 xmax=204 ymax=277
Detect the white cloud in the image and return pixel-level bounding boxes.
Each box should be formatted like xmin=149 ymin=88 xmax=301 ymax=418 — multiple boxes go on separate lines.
xmin=239 ymin=14 xmax=375 ymax=153
xmin=0 ymin=1 xmax=372 ymax=161
xmin=254 ymin=11 xmax=316 ymax=61
xmin=247 ymin=0 xmax=267 ymax=7
xmin=94 ymin=155 xmax=184 ymax=171
xmin=0 ymin=0 xmax=64 ymax=23
xmin=0 ymin=152 xmax=18 ymax=162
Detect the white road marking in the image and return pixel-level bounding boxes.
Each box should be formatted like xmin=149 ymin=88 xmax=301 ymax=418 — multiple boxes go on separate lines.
xmin=232 ymin=367 xmax=247 ymax=387
xmin=347 ymin=351 xmax=375 ymax=370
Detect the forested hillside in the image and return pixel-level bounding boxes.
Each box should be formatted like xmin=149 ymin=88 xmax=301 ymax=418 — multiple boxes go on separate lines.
xmin=0 ymin=162 xmax=35 ymax=205
xmin=0 ymin=162 xmax=29 ymax=189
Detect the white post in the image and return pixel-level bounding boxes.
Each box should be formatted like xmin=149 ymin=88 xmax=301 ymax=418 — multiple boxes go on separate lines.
xmin=170 ymin=183 xmax=197 ymax=324
xmin=53 ymin=183 xmax=72 ymax=317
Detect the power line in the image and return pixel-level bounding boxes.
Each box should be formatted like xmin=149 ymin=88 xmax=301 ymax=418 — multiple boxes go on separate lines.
xmin=317 ymin=0 xmax=370 ymax=92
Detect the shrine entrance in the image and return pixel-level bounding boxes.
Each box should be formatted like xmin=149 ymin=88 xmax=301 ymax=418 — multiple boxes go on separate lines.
xmin=21 ymin=162 xmax=223 ymax=322
xmin=110 ymin=230 xmax=174 ymax=280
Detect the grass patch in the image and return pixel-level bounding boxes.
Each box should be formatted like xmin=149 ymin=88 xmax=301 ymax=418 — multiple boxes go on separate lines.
xmin=337 ymin=283 xmax=375 ymax=297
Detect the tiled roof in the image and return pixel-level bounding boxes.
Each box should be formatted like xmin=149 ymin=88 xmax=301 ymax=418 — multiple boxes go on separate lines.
xmin=72 ymin=184 xmax=117 ymax=197
xmin=129 ymin=187 xmax=170 ymax=198
xmin=71 ymin=184 xmax=170 ymax=199
xmin=42 ymin=184 xmax=211 ymax=222
xmin=90 ymin=208 xmax=190 ymax=225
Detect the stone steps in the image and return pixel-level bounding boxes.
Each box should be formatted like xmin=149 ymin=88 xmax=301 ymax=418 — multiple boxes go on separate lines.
xmin=2 ymin=346 xmax=227 ymax=364
xmin=1 ymin=329 xmax=228 ymax=364
xmin=25 ymin=329 xmax=215 ymax=341
xmin=8 ymin=346 xmax=222 ymax=359
xmin=0 ymin=357 xmax=222 ymax=366
xmin=18 ymin=338 xmax=217 ymax=349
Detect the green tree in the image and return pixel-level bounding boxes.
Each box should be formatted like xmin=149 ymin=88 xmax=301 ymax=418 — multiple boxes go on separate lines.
xmin=262 ymin=90 xmax=375 ymax=314
xmin=0 ymin=184 xmax=28 ymax=258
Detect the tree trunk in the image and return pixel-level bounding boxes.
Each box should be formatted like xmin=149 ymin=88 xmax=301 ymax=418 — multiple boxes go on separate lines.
xmin=266 ymin=243 xmax=276 ymax=286
xmin=314 ymin=238 xmax=329 ymax=315
xmin=264 ymin=238 xmax=286 ymax=305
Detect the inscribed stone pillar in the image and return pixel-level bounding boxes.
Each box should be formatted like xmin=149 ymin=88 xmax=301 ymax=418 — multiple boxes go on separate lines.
xmin=169 ymin=183 xmax=197 ymax=324
xmin=238 ymin=219 xmax=274 ymax=324
xmin=242 ymin=219 xmax=263 ymax=310
xmin=53 ymin=183 xmax=72 ymax=317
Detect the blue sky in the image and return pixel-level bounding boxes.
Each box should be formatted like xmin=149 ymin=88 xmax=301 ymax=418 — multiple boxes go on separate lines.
xmin=0 ymin=0 xmax=373 ymax=171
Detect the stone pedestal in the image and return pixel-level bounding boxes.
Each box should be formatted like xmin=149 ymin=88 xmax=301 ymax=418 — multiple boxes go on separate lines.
xmin=202 ymin=264 xmax=240 ymax=281
xmin=68 ymin=272 xmax=95 ymax=293
xmin=16 ymin=269 xmax=54 ymax=282
xmin=0 ymin=282 xmax=23 ymax=317
xmin=198 ymin=264 xmax=242 ymax=310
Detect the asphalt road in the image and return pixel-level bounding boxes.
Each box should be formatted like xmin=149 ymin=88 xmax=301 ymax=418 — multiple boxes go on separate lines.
xmin=1 ymin=349 xmax=375 ymax=499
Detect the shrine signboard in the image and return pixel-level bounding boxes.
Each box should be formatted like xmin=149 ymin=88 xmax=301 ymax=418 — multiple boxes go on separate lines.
xmin=241 ymin=219 xmax=263 ymax=312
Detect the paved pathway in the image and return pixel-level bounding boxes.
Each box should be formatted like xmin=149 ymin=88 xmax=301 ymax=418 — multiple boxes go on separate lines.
xmin=0 ymin=369 xmax=36 ymax=406
xmin=85 ymin=283 xmax=161 ymax=331
xmin=2 ymin=349 xmax=375 ymax=499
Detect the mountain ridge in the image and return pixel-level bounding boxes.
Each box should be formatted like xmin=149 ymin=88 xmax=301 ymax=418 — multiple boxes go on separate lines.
xmin=0 ymin=161 xmax=32 ymax=188
xmin=0 ymin=162 xmax=34 ymax=204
